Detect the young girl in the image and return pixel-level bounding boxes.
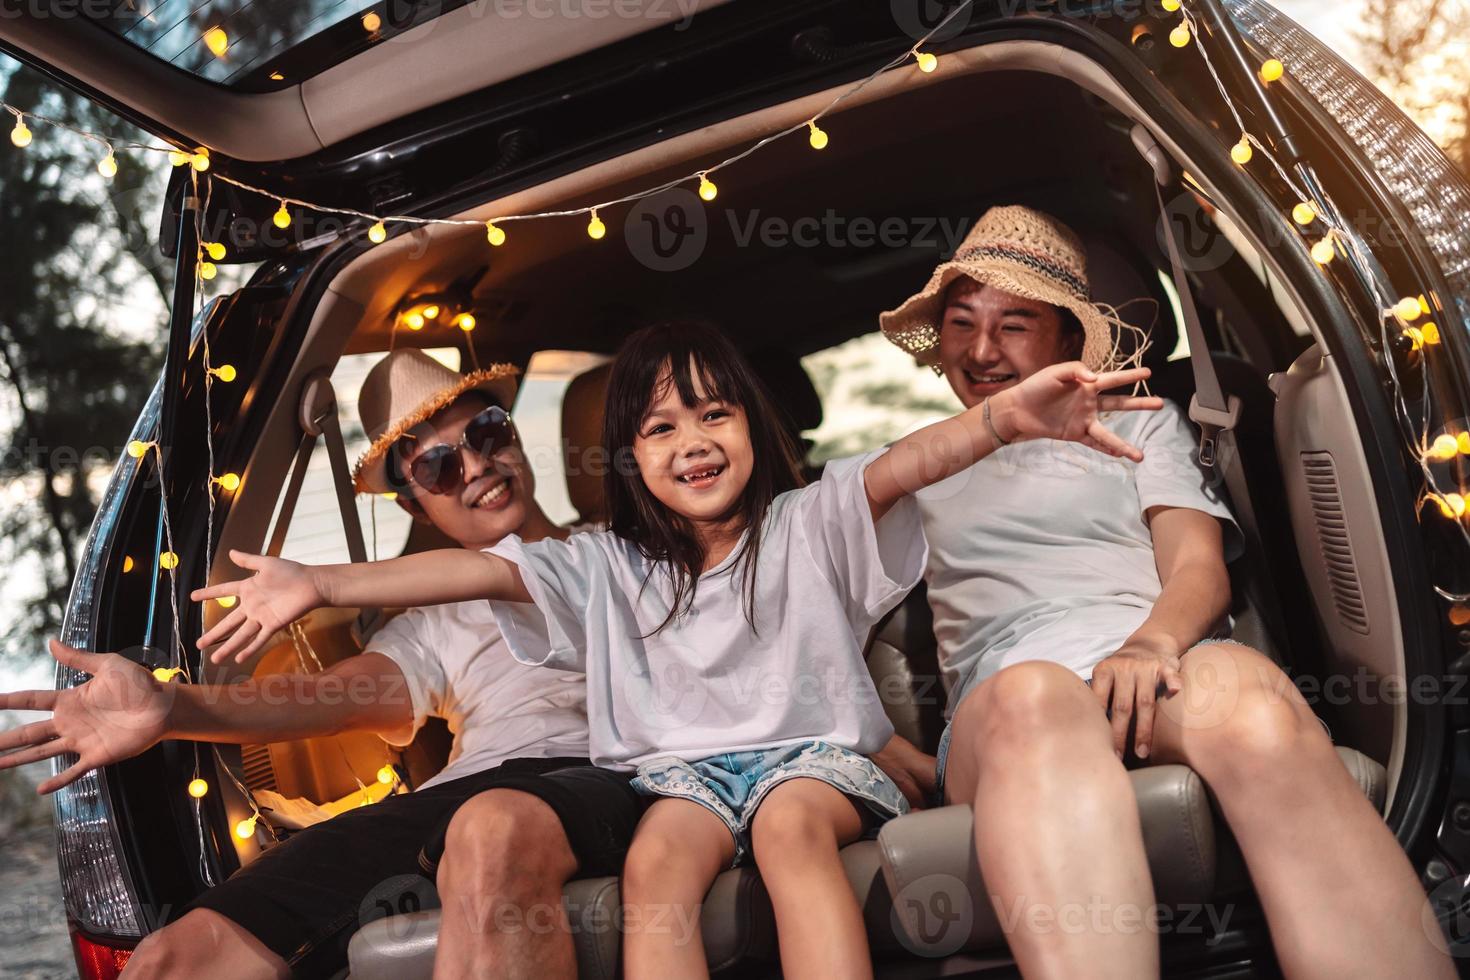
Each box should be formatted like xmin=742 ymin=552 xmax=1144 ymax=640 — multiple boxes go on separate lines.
xmin=193 ymin=321 xmax=1159 ymax=979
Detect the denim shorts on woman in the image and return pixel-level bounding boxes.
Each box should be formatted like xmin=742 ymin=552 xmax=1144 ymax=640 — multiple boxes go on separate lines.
xmin=630 ymin=739 xmax=909 ymax=866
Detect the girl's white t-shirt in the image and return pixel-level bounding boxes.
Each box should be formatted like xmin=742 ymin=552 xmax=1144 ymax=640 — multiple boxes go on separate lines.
xmin=915 ymin=402 xmax=1242 ymax=712
xmin=487 ymin=448 xmax=927 ymax=771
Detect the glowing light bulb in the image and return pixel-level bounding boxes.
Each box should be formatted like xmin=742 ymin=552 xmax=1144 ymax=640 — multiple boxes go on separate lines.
xmin=808 ymin=121 xmax=829 ymax=150
xmin=422 ymin=305 xmax=440 ymax=320
xmin=1259 ymin=58 xmax=1284 ymax=83
xmin=1459 ymin=433 xmax=1470 ymax=456
xmin=126 ymin=439 xmax=151 ymax=459
xmin=587 ymin=211 xmax=606 ymax=240
xmin=1230 ymin=136 xmax=1253 ymax=165
xmin=1431 ymin=435 xmax=1460 ymax=461
xmin=1418 ymin=295 xmax=1432 ymax=316
xmin=377 ymin=765 xmax=395 ymax=785
xmin=362 ymin=11 xmax=382 ymax=32
xmin=485 ymin=221 xmax=506 ymax=246
xmin=456 ymin=313 xmax=476 ymax=332
xmin=217 ymin=595 xmax=238 ymax=609
xmin=698 ymin=175 xmax=718 ymax=201
xmin=10 ymin=118 xmax=31 ymax=148
xmin=368 ymin=221 xmax=387 ymax=244
xmin=199 ymin=261 xmax=217 ymax=281
xmin=1169 ymin=22 xmax=1191 ymax=47
xmin=153 ymin=667 xmax=183 ymax=683
xmin=204 ymin=27 xmax=229 ymax=58
xmin=215 ymin=472 xmax=241 ymax=491
xmin=1311 ymin=237 xmax=1336 ymax=265
xmin=211 ymin=363 xmax=237 ymax=382
xmin=1394 ymin=297 xmax=1422 ymax=321
xmin=205 ymin=241 xmax=227 ymax=261
xmin=169 ymin=150 xmax=191 ymax=167
xmin=123 ymin=556 xmax=135 ymax=573
xmin=916 ymin=51 xmax=938 ymax=73
xmin=1161 ymin=0 xmax=1181 ymax=10
xmin=1452 ymin=604 xmax=1470 ymax=627
xmin=1292 ymin=201 xmax=1317 ymax=225
xmin=382 ymin=491 xmax=398 ymax=501
xmin=1404 ymin=327 xmax=1425 ymax=351
xmin=98 ymin=153 xmax=118 ymax=179
xmin=235 ymin=815 xmax=258 ymax=839
xmin=159 ymin=551 xmax=179 ymax=570
xmin=1422 ymin=322 xmax=1440 ymax=345
xmin=191 ymin=151 xmax=210 ymax=172
xmin=273 ymin=203 xmax=291 ymax=229
xmin=1445 ymin=493 xmax=1468 ymax=519
xmin=404 ymin=312 xmax=425 ymax=330
xmin=188 ymin=778 xmax=209 ymax=799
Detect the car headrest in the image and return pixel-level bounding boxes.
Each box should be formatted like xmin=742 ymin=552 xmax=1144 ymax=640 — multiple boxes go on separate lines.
xmin=746 ymin=348 xmax=823 ymax=441
xmin=562 ymin=363 xmax=613 ymax=525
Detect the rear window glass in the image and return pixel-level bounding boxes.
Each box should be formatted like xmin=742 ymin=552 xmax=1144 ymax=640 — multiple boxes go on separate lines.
xmin=78 ymin=0 xmax=455 ymax=90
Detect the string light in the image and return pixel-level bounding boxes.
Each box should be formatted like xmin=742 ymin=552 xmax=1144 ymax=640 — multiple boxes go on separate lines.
xmin=1394 ymin=297 xmax=1422 ymax=321
xmin=422 ymin=304 xmax=440 ymax=320
xmin=587 ymin=209 xmax=606 ymax=240
xmin=916 ymin=51 xmax=938 ymax=73
xmin=1292 ymin=201 xmax=1317 ymax=225
xmin=1162 ymin=0 xmax=1182 ymax=10
xmin=455 ymin=313 xmax=476 ymax=331
xmin=1433 ymin=493 xmax=1468 ymax=520
xmin=1422 ymin=322 xmax=1441 ymax=345
xmin=97 ymin=151 xmax=118 ymax=179
xmin=485 ymin=221 xmax=506 ymax=246
xmin=123 ymin=556 xmax=135 ymax=573
xmin=159 ymin=551 xmax=179 ymax=570
xmin=1311 ymin=235 xmax=1337 ymax=265
xmin=191 ymin=150 xmax=211 ymax=173
xmin=1259 ymin=58 xmax=1285 ymax=83
xmin=216 ymin=595 xmax=238 ymax=608
xmin=169 ymin=150 xmax=191 ymax=168
xmin=698 ymin=174 xmax=718 ymax=202
xmin=9 ymin=114 xmax=31 ymax=148
xmin=1430 ymin=435 xmax=1461 ymax=462
xmin=382 ymin=491 xmax=398 ymax=501
xmin=273 ymin=202 xmax=292 ymax=229
xmin=188 ymin=778 xmax=210 ymax=799
xmin=203 ymin=27 xmax=229 ymax=59
xmin=152 ymin=667 xmax=183 ymax=683
xmin=376 ymin=765 xmax=396 ymax=785
xmin=1230 ymin=135 xmax=1253 ymax=165
xmin=213 ymin=472 xmax=241 ymax=491
xmin=368 ymin=221 xmax=387 ymax=244
xmin=1460 ymin=433 xmax=1470 ymax=456
xmin=362 ymin=11 xmax=382 ymax=32
xmin=404 ymin=311 xmax=426 ymax=330
xmin=205 ymin=241 xmax=227 ymax=261
xmin=808 ymin=121 xmax=829 ymax=149
xmin=235 ymin=815 xmax=258 ymax=839
xmin=199 ymin=261 xmax=217 ymax=281
xmin=1170 ymin=22 xmax=1191 ymax=48
xmin=1404 ymin=326 xmax=1425 ymax=351
xmin=209 ymin=363 xmax=237 ymax=382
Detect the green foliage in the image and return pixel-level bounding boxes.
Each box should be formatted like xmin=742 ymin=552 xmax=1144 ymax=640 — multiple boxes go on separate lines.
xmin=0 ymin=63 xmax=168 ymax=663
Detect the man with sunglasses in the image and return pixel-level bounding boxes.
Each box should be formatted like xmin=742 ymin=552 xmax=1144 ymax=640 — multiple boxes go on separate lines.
xmin=3 ymin=350 xmax=640 ymax=980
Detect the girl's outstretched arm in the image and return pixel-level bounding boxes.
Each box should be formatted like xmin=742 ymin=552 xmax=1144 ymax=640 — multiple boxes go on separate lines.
xmin=864 ymin=362 xmax=1163 ymax=520
xmin=189 ymin=548 xmax=531 ymax=664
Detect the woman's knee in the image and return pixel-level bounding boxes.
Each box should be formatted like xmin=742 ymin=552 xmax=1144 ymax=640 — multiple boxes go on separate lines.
xmin=123 ymin=910 xmax=287 ymax=980
xmin=956 ymin=660 xmax=1100 ymax=749
xmin=622 ymin=827 xmax=715 ymax=897
xmin=749 ymin=794 xmax=844 ymax=862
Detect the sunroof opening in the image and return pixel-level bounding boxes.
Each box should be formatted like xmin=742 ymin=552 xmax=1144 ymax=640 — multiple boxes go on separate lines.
xmin=80 ymin=0 xmax=464 ymax=91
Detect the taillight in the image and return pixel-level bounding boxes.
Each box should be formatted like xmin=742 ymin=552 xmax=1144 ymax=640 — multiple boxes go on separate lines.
xmin=51 ymin=386 xmax=163 ymax=950
xmin=68 ymin=927 xmax=135 ymax=980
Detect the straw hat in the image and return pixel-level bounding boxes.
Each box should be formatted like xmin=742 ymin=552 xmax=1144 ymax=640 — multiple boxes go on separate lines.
xmin=879 ymin=206 xmax=1147 ymax=373
xmin=352 ymin=349 xmax=519 ymax=494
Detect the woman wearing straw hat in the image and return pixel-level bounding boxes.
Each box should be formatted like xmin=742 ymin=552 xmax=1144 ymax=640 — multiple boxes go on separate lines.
xmin=881 ymin=206 xmax=1450 ymax=978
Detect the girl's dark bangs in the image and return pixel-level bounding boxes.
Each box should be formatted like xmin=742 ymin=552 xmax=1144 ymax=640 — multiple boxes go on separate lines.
xmin=670 ymin=341 xmax=739 ymax=409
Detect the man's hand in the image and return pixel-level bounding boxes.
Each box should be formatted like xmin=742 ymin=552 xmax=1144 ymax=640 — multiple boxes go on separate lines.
xmin=869 ymin=733 xmax=938 ymax=809
xmin=191 ymin=550 xmax=326 ymax=664
xmin=991 ymin=363 xmax=1161 ymax=460
xmin=1090 ymin=634 xmax=1184 ymax=761
xmin=0 ymin=640 xmax=174 ymax=794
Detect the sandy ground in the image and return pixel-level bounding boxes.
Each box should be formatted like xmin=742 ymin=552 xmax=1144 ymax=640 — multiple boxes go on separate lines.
xmin=0 ymin=822 xmax=74 ymax=979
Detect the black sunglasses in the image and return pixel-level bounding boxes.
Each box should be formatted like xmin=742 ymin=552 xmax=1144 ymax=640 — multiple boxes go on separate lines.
xmin=394 ymin=405 xmax=517 ymax=496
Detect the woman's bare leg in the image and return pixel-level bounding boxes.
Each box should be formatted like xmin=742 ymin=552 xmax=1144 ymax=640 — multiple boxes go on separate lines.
xmin=619 ymin=798 xmax=735 ymax=980
xmin=750 ymin=777 xmax=870 ymax=980
xmin=944 ymin=660 xmax=1158 ymax=979
xmin=1151 ymin=642 xmax=1454 ymax=978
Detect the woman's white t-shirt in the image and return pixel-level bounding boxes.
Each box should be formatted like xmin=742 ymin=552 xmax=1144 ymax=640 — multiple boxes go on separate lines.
xmin=487 ymin=448 xmax=928 ymax=771
xmin=915 ymin=402 xmax=1242 ymax=712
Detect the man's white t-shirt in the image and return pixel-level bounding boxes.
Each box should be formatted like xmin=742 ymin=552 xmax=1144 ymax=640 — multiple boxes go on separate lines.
xmin=916 ymin=402 xmax=1243 ymax=712
xmin=486 ymin=449 xmax=928 ymax=771
xmin=368 ymin=562 xmax=592 ymax=791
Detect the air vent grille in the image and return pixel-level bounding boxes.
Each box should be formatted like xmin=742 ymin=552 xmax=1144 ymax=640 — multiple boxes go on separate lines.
xmin=1301 ymin=452 xmax=1370 ymax=634
xmin=240 ymin=744 xmax=278 ymax=793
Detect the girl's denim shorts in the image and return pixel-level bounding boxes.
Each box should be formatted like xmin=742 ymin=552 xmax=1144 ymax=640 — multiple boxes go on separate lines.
xmin=631 ymin=739 xmax=909 ymax=866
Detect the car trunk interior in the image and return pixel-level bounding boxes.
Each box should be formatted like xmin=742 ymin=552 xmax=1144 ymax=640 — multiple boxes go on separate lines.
xmin=200 ymin=38 xmax=1414 ymax=927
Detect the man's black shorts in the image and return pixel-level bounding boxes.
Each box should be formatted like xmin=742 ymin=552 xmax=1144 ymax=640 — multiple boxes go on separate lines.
xmin=182 ymin=758 xmax=641 ymax=977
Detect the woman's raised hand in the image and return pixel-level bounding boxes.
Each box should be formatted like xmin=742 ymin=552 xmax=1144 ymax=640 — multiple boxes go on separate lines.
xmin=991 ymin=363 xmax=1162 ymax=460
xmin=190 ymin=550 xmax=326 ymax=664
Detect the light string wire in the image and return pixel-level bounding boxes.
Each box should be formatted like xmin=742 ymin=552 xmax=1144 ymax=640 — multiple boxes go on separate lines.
xmin=1177 ymin=1 xmax=1470 ymax=600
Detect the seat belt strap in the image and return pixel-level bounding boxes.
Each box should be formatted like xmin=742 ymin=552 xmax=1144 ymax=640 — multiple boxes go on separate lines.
xmin=1153 ymin=180 xmax=1242 ymax=468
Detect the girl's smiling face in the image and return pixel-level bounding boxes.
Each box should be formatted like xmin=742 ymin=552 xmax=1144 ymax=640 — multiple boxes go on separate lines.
xmin=633 ymin=360 xmax=755 ymax=529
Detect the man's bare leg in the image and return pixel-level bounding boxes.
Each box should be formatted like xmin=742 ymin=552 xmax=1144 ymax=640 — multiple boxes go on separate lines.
xmin=120 ymin=909 xmax=288 ymax=980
